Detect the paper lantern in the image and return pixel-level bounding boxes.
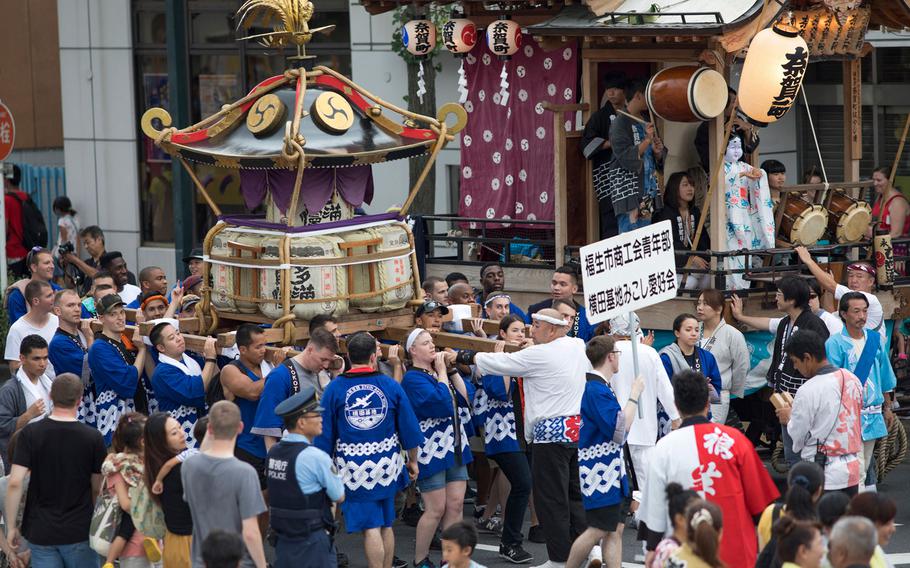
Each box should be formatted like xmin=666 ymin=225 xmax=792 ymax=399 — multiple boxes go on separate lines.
xmin=402 ymin=19 xmax=436 ymax=59
xmin=486 ymin=16 xmax=521 ymax=60
xmin=442 ymin=18 xmax=477 ymax=55
xmin=738 ymin=22 xmax=809 ymax=126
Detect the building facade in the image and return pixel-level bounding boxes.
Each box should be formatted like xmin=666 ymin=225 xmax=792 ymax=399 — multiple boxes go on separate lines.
xmin=48 ymin=0 xmax=910 ymax=282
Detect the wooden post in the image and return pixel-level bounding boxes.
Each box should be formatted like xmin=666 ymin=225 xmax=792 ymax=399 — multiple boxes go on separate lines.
xmin=544 ymin=101 xmax=589 ymax=266
xmin=583 ymin=57 xmax=599 ymax=244
xmin=843 ymin=59 xmax=862 ymax=183
xmin=552 ymin=106 xmax=569 ymax=267
xmin=708 ymin=51 xmax=728 ymax=278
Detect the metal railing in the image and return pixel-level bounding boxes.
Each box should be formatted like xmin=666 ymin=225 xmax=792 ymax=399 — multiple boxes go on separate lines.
xmin=16 ymin=163 xmax=66 ymax=247
xmin=420 ymin=214 xmax=557 ymax=269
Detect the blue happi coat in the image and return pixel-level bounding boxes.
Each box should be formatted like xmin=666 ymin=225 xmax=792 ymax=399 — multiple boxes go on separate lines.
xmin=48 ymin=329 xmax=95 ymax=426
xmin=151 ymin=352 xmax=209 ymax=448
xmin=472 ymin=374 xmax=521 ymax=456
xmin=402 ymin=368 xmax=474 ymax=480
xmin=579 ymin=372 xmax=628 ymax=510
xmin=826 ymin=328 xmax=897 ymax=441
xmin=88 ymin=337 xmax=138 ymax=445
xmin=314 ymin=369 xmax=423 ymax=501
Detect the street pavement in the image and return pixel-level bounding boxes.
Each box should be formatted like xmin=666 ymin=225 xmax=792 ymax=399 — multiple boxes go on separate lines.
xmin=334 ymin=422 xmax=910 ymax=568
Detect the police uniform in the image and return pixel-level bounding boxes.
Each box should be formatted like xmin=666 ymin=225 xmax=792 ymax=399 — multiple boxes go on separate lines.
xmin=267 ymin=386 xmax=345 ymax=568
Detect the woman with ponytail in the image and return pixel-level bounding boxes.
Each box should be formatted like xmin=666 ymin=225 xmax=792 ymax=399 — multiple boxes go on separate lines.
xmin=647 ymin=483 xmax=699 ymax=568
xmin=758 ymin=462 xmax=824 ymax=550
xmin=666 ymin=499 xmax=725 ymax=568
xmin=774 ymin=518 xmax=825 ymax=568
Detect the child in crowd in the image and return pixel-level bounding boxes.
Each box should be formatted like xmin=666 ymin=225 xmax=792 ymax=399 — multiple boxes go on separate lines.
xmin=440 ymin=522 xmax=487 ymax=568
xmin=151 ymin=417 xmax=209 ymax=495
xmin=101 ymin=412 xmax=160 ymax=568
xmin=201 ymin=530 xmax=244 ymax=568
xmin=669 ymin=500 xmax=725 ymax=568
xmin=647 ymin=483 xmax=699 ymax=568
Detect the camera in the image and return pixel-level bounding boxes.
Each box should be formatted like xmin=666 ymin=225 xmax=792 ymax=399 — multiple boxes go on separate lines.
xmin=813 ymin=447 xmax=827 ymax=468
xmin=58 ymin=241 xmax=75 ymax=256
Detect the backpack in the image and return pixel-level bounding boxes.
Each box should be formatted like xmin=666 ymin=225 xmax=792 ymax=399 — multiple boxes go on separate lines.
xmin=130 ymin=482 xmax=166 ymax=539
xmin=88 ymin=483 xmax=122 ymax=556
xmin=13 ymin=192 xmax=48 ymax=250
xmin=754 ymin=503 xmax=784 ymax=568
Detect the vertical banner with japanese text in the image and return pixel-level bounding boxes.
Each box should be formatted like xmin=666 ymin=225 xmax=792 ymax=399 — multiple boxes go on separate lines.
xmin=580 ymin=220 xmax=677 ymax=325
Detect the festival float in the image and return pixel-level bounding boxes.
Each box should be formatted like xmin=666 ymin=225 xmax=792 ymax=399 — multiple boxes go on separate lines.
xmin=139 ymin=0 xmax=470 ymax=345
xmin=373 ymin=0 xmax=910 ymax=328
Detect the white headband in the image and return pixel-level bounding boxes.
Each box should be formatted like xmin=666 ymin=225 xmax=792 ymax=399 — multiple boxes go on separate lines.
xmin=484 ymin=293 xmax=511 ymax=307
xmin=406 ymin=328 xmax=427 ymax=351
xmin=532 ymin=313 xmax=569 ymax=326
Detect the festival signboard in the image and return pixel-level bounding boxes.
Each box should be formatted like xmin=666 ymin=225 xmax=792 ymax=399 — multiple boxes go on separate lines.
xmin=580 ymin=220 xmax=678 ymax=325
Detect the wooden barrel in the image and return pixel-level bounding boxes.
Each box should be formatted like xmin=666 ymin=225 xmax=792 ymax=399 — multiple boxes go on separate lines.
xmin=344 ymin=223 xmax=415 ymax=312
xmin=646 ymin=66 xmax=728 ymax=123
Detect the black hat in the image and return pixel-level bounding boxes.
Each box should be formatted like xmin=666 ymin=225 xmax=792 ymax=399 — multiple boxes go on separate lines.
xmin=415 ymin=300 xmax=450 ymax=317
xmin=274 ymin=385 xmax=323 ymax=416
xmin=182 ymin=249 xmax=204 ymax=264
xmin=96 ymin=293 xmax=125 ymax=315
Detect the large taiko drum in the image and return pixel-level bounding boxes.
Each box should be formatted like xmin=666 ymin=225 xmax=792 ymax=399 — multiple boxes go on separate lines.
xmin=778 ymin=196 xmax=828 ymax=245
xmin=646 ymin=66 xmax=728 ymax=123
xmin=826 ymin=191 xmax=871 ymax=243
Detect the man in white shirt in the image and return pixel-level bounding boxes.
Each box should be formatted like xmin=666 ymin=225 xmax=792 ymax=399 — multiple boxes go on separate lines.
xmin=4 ymin=280 xmax=59 ymax=374
xmin=0 ymin=335 xmax=54 ymax=472
xmin=795 ymin=246 xmax=884 ymax=339
xmin=776 ymin=329 xmax=863 ymax=493
xmin=457 ymin=308 xmax=590 ymax=568
xmin=606 ymin=313 xmax=679 ymax=508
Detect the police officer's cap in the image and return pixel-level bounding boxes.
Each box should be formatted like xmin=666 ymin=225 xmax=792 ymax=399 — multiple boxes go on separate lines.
xmin=274 ymin=385 xmax=323 ymax=417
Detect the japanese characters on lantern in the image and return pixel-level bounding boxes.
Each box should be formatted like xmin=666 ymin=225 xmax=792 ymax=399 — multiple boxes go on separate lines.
xmin=738 ymin=22 xmax=809 ymax=126
xmin=442 ymin=17 xmax=477 ymax=55
xmin=486 ymin=16 xmax=521 ymax=60
xmin=402 ymin=19 xmax=437 ymax=58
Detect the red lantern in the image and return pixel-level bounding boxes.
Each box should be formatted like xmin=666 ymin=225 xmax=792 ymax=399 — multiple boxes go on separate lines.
xmin=402 ymin=19 xmax=436 ymax=59
xmin=486 ymin=15 xmax=521 ymax=60
xmin=442 ymin=18 xmax=477 ymax=56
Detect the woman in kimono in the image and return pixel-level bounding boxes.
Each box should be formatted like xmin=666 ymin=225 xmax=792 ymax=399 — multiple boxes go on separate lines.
xmin=723 ymin=135 xmax=775 ymax=289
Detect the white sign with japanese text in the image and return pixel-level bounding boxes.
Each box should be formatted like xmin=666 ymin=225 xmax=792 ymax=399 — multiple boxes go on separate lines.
xmin=580 ymin=220 xmax=677 ymax=325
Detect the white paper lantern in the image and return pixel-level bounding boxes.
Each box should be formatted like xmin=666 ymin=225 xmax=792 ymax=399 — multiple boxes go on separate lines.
xmin=442 ymin=18 xmax=477 ymax=55
xmin=486 ymin=16 xmax=521 ymax=60
xmin=402 ymin=19 xmax=436 ymax=59
xmin=739 ymin=22 xmax=809 ymax=126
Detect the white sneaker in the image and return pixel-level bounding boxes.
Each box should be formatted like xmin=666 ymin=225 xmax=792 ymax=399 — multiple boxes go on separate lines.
xmin=531 ymin=562 xmax=566 ymax=568
xmin=587 ymin=545 xmax=603 ymax=568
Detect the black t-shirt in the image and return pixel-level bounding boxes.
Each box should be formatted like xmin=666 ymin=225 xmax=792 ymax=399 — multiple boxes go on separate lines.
xmin=160 ymin=463 xmax=193 ymax=535
xmin=767 ymin=309 xmax=831 ymax=394
xmin=683 ymin=350 xmax=700 ymax=373
xmin=13 ymin=417 xmax=106 ymax=546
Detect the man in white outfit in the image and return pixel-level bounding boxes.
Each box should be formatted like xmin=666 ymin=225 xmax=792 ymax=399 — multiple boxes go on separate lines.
xmin=456 ymin=308 xmax=590 ymax=568
xmin=607 ymin=313 xmax=679 ymax=508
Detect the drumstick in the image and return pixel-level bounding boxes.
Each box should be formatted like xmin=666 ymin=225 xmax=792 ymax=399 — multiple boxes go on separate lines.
xmin=616 ymin=108 xmax=648 ymax=125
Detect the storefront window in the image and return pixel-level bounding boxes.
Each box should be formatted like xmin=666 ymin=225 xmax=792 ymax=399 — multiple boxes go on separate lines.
xmin=132 ymin=0 xmax=352 ymax=246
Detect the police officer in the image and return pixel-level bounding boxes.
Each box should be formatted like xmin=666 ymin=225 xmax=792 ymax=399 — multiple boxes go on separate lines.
xmin=267 ymin=384 xmax=345 ymax=567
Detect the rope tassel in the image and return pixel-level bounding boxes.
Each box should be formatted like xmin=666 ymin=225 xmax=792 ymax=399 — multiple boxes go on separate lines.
xmin=417 ymin=60 xmax=427 ymax=104
xmin=498 ymin=62 xmax=509 ymax=107
xmin=457 ymin=60 xmax=468 ymax=104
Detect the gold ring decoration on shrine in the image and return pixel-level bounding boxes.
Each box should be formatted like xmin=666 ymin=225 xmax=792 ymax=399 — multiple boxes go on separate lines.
xmin=437 ymin=103 xmax=467 ymax=135
xmin=141 ymin=107 xmax=173 ymax=139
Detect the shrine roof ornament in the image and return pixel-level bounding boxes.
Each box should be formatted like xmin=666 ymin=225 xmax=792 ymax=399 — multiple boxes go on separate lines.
xmin=140 ymin=70 xmax=465 ymax=169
